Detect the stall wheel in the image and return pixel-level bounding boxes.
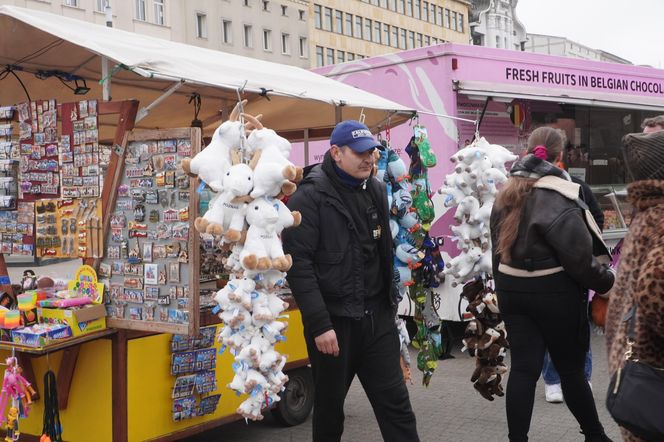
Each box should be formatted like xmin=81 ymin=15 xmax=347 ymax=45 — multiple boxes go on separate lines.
xmin=272 ymin=366 xmax=314 ymax=427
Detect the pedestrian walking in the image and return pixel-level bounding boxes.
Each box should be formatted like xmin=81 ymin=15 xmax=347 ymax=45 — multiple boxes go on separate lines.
xmin=282 ymin=120 xmax=419 ymax=442
xmin=490 ymin=126 xmax=615 ymax=441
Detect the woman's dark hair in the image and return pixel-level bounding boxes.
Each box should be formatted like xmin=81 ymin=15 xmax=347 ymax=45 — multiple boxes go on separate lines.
xmin=526 ymin=126 xmax=564 ymax=163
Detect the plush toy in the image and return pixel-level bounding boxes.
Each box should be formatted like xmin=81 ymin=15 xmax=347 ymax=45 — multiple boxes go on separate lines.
xmin=454 ymin=195 xmax=481 ymax=224
xmin=180 ymin=101 xmax=245 ymax=189
xmin=226 ymin=277 xmax=256 ymax=311
xmin=195 ymin=162 xmax=254 ymax=240
xmin=241 ymin=198 xmax=296 ymax=272
xmin=242 ymin=115 xmax=299 ymax=198
xmin=260 ymin=320 xmax=287 ymax=344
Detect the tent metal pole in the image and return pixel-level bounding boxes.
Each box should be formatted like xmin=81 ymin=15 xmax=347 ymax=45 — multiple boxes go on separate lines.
xmin=136 ymin=79 xmax=186 ymax=122
xmin=101 ymin=56 xmax=111 ymax=101
xmin=303 ymin=128 xmax=310 ymax=167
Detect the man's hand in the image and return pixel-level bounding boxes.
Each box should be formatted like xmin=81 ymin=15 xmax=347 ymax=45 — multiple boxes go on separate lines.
xmin=314 ymin=329 xmax=339 ymax=357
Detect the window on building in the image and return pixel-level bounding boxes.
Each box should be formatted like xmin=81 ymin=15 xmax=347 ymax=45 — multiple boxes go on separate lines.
xmin=458 ymin=13 xmax=464 ymax=32
xmin=262 ymin=0 xmax=269 ymax=11
xmin=451 ymin=11 xmax=457 ymax=31
xmin=439 ymin=7 xmax=445 ymax=27
xmin=244 ymin=24 xmax=253 ymax=47
xmin=365 ymin=18 xmax=372 ymax=41
xmin=399 ymin=28 xmax=407 ymax=49
xmin=408 ymin=30 xmax=415 ymax=49
xmin=383 ymin=23 xmax=390 ymax=46
xmin=314 ymin=5 xmax=321 ymax=29
xmin=406 ymin=0 xmax=413 ymax=16
xmin=64 ymin=0 xmax=78 ymax=7
xmin=281 ymin=5 xmax=287 ymax=16
xmin=424 ymin=35 xmax=430 ymax=46
xmin=324 ymin=7 xmax=332 ymax=31
xmin=135 ymin=0 xmax=146 ymax=20
xmin=316 ymin=46 xmax=324 ymax=66
xmin=243 ymin=0 xmax=249 ymax=6
xmin=299 ymin=37 xmax=308 ymax=57
xmin=95 ymin=0 xmax=107 ymax=12
xmin=379 ymin=0 xmax=387 ymax=7
xmin=222 ymin=20 xmax=232 ymax=43
xmin=432 ymin=37 xmax=438 ymax=44
xmin=373 ymin=21 xmax=381 ymax=44
xmin=355 ymin=16 xmax=363 ymax=39
xmin=397 ymin=0 xmax=405 ymax=14
xmin=495 ymin=35 xmax=500 ymax=48
xmin=430 ymin=4 xmax=436 ymax=24
xmin=196 ymin=13 xmax=207 ymax=38
xmin=153 ymin=0 xmax=164 ymax=25
xmin=337 ymin=50 xmax=345 ymax=63
xmin=388 ymin=0 xmax=396 ymax=11
xmin=416 ymin=32 xmax=422 ymax=47
xmin=444 ymin=8 xmax=450 ymax=28
xmin=423 ymin=1 xmax=429 ymax=21
xmin=345 ymin=13 xmax=353 ymax=36
xmin=414 ymin=0 xmax=421 ymax=19
xmin=391 ymin=26 xmax=398 ymax=48
xmin=326 ymin=48 xmax=334 ymax=65
xmin=504 ymin=37 xmax=508 ymax=48
xmin=348 ymin=52 xmax=355 ymax=61
xmin=281 ymin=33 xmax=289 ymax=54
xmin=299 ymin=9 xmax=305 ymax=20
xmin=335 ymin=10 xmax=343 ymax=34
xmin=262 ymin=29 xmax=272 ymax=50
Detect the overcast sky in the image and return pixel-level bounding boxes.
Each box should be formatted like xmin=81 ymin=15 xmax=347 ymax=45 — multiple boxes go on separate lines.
xmin=516 ymin=0 xmax=663 ymax=68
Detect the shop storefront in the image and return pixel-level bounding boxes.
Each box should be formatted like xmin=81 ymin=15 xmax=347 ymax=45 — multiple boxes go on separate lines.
xmin=316 ymin=43 xmax=664 ymax=320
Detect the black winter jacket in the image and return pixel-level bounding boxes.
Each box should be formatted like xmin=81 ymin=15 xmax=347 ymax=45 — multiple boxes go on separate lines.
xmin=282 ymin=157 xmax=396 ymax=338
xmin=491 ymin=175 xmax=615 ymax=295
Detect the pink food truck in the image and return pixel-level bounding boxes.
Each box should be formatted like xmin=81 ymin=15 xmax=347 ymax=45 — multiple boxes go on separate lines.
xmin=305 ymin=43 xmax=664 ymax=321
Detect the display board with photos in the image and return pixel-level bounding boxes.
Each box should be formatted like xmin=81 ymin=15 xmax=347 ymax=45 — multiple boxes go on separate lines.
xmin=98 ymin=128 xmax=200 ymax=335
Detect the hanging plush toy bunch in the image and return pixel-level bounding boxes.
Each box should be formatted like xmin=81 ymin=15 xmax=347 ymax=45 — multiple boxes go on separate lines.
xmin=180 ymin=103 xmax=301 ymax=420
xmin=438 ymin=137 xmax=516 ymax=284
xmin=437 ymin=136 xmax=517 ymax=400
xmin=377 ymin=123 xmax=444 ymax=386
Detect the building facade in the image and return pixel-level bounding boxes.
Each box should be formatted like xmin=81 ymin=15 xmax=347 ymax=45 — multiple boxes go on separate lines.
xmin=1 ymin=0 xmax=472 ymax=68
xmin=310 ymin=0 xmax=471 ymax=67
xmin=469 ymin=0 xmax=527 ymax=51
xmin=0 ymin=0 xmax=312 ymax=68
xmin=524 ymin=33 xmax=632 ymax=65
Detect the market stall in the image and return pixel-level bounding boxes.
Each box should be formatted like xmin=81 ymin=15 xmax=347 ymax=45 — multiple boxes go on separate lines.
xmin=0 ymin=5 xmax=416 ymax=441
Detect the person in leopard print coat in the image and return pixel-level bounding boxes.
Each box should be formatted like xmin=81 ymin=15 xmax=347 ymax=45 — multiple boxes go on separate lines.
xmin=606 ymin=130 xmax=664 ymax=442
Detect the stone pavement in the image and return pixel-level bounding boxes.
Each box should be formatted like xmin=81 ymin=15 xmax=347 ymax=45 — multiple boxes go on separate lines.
xmin=185 ymin=332 xmax=620 ymax=441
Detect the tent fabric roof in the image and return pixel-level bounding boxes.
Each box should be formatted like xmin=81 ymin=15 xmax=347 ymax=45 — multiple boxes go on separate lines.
xmin=0 ymin=5 xmax=414 ymax=139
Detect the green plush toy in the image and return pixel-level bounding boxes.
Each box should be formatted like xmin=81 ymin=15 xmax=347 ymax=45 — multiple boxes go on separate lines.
xmin=414 ymin=125 xmax=437 ymax=168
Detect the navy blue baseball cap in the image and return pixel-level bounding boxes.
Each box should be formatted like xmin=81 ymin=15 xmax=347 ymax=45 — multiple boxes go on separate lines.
xmin=330 ymin=120 xmax=382 ymax=153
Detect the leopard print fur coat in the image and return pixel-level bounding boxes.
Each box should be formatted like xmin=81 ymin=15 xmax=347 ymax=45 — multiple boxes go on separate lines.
xmin=606 ymin=180 xmax=664 ymax=442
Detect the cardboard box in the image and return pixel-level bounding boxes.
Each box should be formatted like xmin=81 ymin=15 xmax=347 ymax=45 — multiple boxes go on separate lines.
xmin=12 ymin=324 xmax=72 ymax=348
xmin=37 ymin=303 xmax=107 ymax=337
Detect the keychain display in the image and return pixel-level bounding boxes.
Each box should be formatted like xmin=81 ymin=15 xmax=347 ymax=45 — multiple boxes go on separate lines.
xmin=98 ymin=129 xmax=197 ymax=333
xmin=34 ymin=198 xmax=102 ymax=258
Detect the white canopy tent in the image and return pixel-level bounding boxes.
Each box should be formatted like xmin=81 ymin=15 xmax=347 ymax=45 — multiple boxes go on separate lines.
xmin=0 ymin=5 xmax=415 ymax=140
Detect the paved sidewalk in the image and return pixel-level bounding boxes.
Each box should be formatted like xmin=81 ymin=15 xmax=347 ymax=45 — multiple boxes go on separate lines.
xmin=186 ymin=332 xmax=620 ymax=441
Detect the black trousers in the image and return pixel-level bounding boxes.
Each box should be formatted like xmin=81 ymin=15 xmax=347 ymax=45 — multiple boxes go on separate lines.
xmin=497 ymin=287 xmax=606 ymax=442
xmin=304 ymin=302 xmax=419 ymax=442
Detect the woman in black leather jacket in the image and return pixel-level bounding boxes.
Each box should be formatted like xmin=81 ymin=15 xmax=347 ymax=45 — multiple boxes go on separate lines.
xmin=490 ymin=127 xmax=615 ymax=442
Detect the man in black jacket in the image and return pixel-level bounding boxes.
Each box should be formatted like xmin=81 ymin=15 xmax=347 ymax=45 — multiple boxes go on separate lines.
xmin=282 ymin=120 xmax=419 ymax=442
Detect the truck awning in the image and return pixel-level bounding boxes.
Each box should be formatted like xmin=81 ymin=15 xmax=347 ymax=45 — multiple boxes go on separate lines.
xmin=455 ymin=80 xmax=664 ymax=112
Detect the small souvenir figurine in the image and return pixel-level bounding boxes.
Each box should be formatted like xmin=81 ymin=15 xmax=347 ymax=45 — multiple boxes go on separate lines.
xmin=4 ymin=406 xmax=18 ymax=441
xmin=120 ymin=239 xmax=129 ymax=259
xmin=158 ymin=266 xmax=167 ymax=285
xmin=134 ymin=204 xmax=145 ymax=222
xmin=128 ymin=239 xmax=142 ymax=264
